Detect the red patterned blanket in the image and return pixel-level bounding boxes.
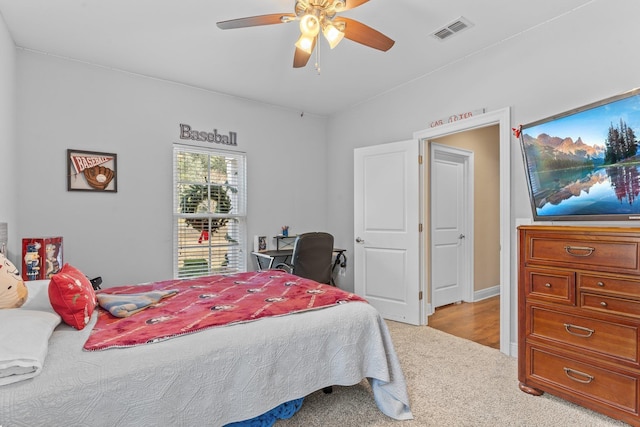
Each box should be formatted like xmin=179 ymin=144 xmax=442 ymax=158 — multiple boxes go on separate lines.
xmin=83 ymin=271 xmax=366 ymax=351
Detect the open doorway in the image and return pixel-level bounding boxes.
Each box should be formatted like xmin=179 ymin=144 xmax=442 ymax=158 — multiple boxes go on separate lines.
xmin=427 ymin=126 xmax=500 ymax=348
xmin=413 ymin=107 xmax=511 ymax=355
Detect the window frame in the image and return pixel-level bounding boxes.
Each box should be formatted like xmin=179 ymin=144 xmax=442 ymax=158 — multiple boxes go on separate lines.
xmin=173 ymin=144 xmax=247 ymax=278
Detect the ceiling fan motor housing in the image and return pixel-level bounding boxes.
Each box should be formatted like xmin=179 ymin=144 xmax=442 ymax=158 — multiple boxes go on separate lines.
xmin=295 ymin=0 xmax=340 ymax=21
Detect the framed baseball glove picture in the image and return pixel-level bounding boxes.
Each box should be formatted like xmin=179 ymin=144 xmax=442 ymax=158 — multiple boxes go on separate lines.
xmin=67 ymin=149 xmax=117 ymax=192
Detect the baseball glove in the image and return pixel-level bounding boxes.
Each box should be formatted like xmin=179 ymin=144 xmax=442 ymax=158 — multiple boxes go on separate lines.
xmin=83 ymin=165 xmax=115 ymax=190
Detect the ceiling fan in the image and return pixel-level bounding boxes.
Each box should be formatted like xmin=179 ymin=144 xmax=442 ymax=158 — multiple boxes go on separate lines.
xmin=216 ymin=0 xmax=395 ymax=68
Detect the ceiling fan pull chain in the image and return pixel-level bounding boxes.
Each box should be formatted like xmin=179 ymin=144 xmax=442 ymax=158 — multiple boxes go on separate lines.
xmin=315 ymin=35 xmax=321 ymax=74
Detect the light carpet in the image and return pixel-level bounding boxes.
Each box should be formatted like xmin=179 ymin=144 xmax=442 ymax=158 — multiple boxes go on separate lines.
xmin=277 ymin=321 xmax=629 ymax=426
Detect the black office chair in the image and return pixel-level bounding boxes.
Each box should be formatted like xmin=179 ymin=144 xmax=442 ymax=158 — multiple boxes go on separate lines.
xmin=276 ymin=232 xmax=334 ymax=284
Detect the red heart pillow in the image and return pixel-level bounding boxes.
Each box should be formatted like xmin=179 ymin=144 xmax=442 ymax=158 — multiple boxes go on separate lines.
xmin=48 ymin=264 xmax=97 ymax=330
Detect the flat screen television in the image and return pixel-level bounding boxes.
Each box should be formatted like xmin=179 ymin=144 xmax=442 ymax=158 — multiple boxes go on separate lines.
xmin=519 ymin=88 xmax=640 ymax=221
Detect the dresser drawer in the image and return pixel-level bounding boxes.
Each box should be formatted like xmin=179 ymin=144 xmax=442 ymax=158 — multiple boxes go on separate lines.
xmin=524 ymin=233 xmax=640 ymax=274
xmin=581 ymin=293 xmax=640 ymax=320
xmin=579 ymin=273 xmax=640 ymax=299
xmin=529 ymin=305 xmax=639 ymax=364
xmin=524 ymin=267 xmax=575 ymax=304
xmin=528 ymin=346 xmax=638 ymax=415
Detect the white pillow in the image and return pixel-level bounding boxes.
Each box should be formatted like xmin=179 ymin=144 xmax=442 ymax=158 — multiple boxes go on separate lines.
xmin=0 ymin=308 xmax=61 ymax=385
xmin=21 ymin=280 xmax=55 ymax=314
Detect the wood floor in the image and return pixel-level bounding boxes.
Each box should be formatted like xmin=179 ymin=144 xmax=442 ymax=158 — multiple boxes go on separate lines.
xmin=427 ymin=295 xmax=500 ymax=349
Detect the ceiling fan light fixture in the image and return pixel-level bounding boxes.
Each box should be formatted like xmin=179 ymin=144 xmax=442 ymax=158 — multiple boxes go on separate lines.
xmin=322 ymin=23 xmax=344 ymax=49
xmin=295 ymin=34 xmax=315 ymax=54
xmin=299 ymin=14 xmax=320 ymax=37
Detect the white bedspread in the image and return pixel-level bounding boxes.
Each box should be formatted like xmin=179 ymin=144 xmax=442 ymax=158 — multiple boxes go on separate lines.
xmin=0 ymin=302 xmax=412 ymax=426
xmin=0 ymin=309 xmax=60 ymax=386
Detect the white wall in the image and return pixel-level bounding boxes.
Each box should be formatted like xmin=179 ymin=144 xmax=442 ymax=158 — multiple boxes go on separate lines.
xmin=15 ymin=51 xmax=328 ymax=286
xmin=0 ymin=12 xmax=17 ymax=262
xmin=326 ymin=0 xmax=640 ymax=343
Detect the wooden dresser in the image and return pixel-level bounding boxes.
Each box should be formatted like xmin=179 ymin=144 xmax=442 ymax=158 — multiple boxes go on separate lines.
xmin=518 ymin=225 xmax=640 ymax=426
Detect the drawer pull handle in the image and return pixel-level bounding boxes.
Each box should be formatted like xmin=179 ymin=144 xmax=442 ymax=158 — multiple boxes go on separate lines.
xmin=564 ymin=323 xmax=594 ymax=338
xmin=600 ymin=301 xmax=608 ymax=307
xmin=596 ymin=281 xmax=605 ymax=287
xmin=563 ymin=367 xmax=594 ymax=384
xmin=544 ymin=283 xmax=551 ymax=288
xmin=564 ymin=245 xmax=595 ymax=257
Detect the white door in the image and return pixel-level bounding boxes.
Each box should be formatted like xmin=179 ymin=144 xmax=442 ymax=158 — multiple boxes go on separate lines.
xmin=354 ymin=140 xmax=421 ymax=325
xmin=431 ymin=144 xmax=472 ymax=308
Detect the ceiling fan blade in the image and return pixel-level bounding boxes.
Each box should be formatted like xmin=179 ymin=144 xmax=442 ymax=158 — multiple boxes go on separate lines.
xmin=216 ymin=13 xmax=296 ymax=30
xmin=335 ymin=17 xmax=395 ymax=51
xmin=335 ymin=0 xmax=370 ymax=11
xmin=293 ymin=38 xmax=317 ymax=68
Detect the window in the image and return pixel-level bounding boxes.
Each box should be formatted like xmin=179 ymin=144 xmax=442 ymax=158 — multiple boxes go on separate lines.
xmin=173 ymin=145 xmax=246 ymax=278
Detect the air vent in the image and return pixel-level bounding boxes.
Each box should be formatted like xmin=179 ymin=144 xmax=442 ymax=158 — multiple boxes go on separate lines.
xmin=432 ymin=16 xmax=473 ymax=41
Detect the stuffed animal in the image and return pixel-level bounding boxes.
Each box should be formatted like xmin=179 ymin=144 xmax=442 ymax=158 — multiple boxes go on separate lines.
xmin=0 ymin=253 xmax=28 ymax=309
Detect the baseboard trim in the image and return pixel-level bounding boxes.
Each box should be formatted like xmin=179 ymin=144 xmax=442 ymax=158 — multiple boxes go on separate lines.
xmin=473 ymin=284 xmax=500 ymax=302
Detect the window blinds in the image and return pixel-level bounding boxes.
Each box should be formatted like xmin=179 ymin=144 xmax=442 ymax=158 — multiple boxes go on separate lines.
xmin=173 ymin=146 xmax=247 ymax=278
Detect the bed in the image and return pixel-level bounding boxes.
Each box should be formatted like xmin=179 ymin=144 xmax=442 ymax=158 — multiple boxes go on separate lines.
xmin=0 ymin=270 xmax=412 ymax=426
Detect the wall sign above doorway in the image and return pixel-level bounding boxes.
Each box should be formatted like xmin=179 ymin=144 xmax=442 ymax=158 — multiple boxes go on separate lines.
xmin=429 ymin=108 xmax=485 ymax=128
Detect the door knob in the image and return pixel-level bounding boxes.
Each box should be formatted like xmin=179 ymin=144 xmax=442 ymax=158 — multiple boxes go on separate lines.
xmin=459 ymin=234 xmax=466 ymax=239
xmin=355 ymin=237 xmax=365 ymax=243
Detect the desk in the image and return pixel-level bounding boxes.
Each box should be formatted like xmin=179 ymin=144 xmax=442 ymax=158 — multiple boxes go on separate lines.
xmin=274 ymin=234 xmax=297 ymax=251
xmin=252 ymin=249 xmax=294 ymax=270
xmin=251 ymin=248 xmax=347 ymax=285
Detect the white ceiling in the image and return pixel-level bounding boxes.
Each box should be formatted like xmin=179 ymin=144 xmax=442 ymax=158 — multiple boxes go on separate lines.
xmin=0 ymin=0 xmax=593 ymax=116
